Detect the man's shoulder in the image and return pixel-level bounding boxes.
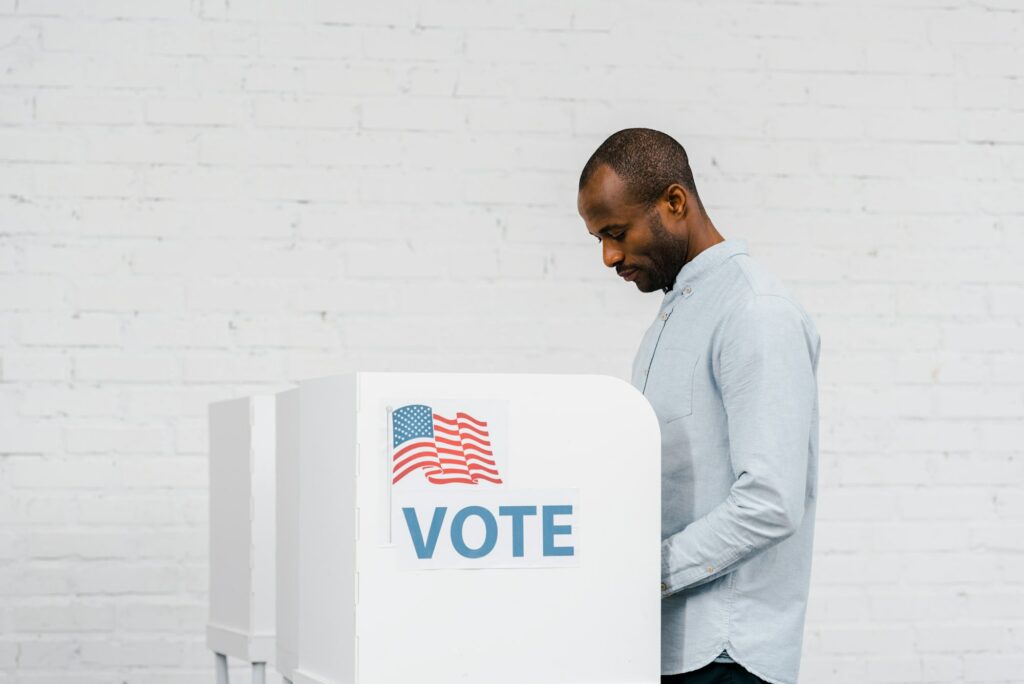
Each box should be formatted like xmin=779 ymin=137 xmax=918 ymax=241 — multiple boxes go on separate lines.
xmin=728 ymin=252 xmax=795 ymax=301
xmin=718 ymin=254 xmax=817 ymax=335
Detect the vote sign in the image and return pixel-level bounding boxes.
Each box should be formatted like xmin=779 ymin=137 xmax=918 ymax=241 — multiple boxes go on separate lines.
xmin=389 ymin=400 xmax=580 ymax=570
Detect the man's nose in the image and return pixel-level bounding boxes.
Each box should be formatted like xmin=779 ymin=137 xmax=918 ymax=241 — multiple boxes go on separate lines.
xmin=602 ymin=242 xmax=624 ymax=269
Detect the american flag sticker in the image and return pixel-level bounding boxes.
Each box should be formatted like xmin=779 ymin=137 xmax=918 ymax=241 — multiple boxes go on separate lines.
xmin=389 ymin=401 xmax=508 ymax=489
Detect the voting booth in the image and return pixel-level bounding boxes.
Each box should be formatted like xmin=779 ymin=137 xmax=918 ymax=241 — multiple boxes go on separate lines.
xmin=274 ymin=372 xmax=661 ymax=684
xmin=207 ymin=395 xmax=276 ymax=683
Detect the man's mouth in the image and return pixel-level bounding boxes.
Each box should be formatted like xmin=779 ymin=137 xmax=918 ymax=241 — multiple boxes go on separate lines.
xmin=618 ymin=267 xmax=640 ymax=282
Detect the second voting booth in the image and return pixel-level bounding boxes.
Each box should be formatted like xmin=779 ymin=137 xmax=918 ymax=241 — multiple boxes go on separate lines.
xmin=210 ymin=372 xmax=662 ymax=684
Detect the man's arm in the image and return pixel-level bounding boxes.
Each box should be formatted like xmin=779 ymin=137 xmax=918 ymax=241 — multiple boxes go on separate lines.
xmin=661 ymin=293 xmax=818 ymax=596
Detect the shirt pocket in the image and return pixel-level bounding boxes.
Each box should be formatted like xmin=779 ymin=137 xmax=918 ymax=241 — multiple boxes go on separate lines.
xmin=644 ymin=346 xmax=700 ymax=424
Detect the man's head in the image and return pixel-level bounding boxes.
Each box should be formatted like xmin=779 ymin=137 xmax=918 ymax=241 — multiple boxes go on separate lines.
xmin=577 ymin=128 xmax=705 ymax=293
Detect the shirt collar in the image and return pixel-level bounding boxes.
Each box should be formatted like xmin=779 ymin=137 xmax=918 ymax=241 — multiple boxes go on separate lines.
xmin=667 ymin=238 xmax=748 ymax=296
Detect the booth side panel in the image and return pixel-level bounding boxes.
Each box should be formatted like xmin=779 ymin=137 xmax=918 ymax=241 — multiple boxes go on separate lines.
xmin=298 ymin=375 xmax=357 ymax=684
xmin=250 ymin=395 xmax=277 ymax=657
xmin=275 ymin=389 xmax=301 ymax=678
xmin=207 ymin=398 xmax=254 ymax=648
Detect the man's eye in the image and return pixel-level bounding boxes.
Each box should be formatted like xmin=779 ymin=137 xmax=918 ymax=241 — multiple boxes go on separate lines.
xmin=593 ymin=230 xmax=625 ymax=243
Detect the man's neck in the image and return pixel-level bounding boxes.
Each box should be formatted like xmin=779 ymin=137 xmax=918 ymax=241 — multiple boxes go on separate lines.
xmin=686 ymin=216 xmax=725 ymax=264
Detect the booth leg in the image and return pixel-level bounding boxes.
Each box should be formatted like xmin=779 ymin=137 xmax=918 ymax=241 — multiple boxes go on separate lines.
xmin=252 ymin=663 xmax=266 ymax=684
xmin=214 ymin=652 xmax=229 ymax=684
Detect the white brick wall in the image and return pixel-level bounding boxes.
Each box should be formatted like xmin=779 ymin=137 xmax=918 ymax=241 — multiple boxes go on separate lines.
xmin=1 ymin=0 xmax=1022 ymax=681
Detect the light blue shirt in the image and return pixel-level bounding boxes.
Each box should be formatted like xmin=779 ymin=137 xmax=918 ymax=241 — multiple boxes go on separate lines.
xmin=631 ymin=239 xmax=821 ymax=684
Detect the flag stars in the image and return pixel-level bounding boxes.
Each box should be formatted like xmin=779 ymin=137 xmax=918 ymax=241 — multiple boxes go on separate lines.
xmin=393 ymin=404 xmax=434 ymax=447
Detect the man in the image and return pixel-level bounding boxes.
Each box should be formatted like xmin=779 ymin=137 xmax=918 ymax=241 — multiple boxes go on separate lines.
xmin=577 ymin=128 xmax=821 ymax=684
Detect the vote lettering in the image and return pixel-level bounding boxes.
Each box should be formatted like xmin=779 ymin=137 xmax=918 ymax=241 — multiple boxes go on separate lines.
xmin=401 ymin=504 xmax=575 ymax=560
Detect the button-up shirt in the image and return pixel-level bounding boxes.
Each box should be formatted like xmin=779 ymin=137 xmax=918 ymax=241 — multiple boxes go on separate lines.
xmin=631 ymin=239 xmax=821 ymax=684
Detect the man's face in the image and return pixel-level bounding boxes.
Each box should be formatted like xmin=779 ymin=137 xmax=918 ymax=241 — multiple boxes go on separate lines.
xmin=577 ymin=164 xmax=689 ymax=293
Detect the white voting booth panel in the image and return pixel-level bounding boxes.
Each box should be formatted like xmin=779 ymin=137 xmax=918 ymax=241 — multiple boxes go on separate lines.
xmin=207 ymin=395 xmax=276 ymax=672
xmin=276 ymin=373 xmax=661 ymax=684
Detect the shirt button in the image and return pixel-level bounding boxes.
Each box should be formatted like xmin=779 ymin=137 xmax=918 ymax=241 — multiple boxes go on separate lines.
xmin=659 ymin=313 xmax=669 ymax=321
xmin=706 ymin=566 xmax=714 ymax=573
xmin=661 ymin=582 xmax=668 ymax=592
xmin=683 ymin=286 xmax=693 ymax=296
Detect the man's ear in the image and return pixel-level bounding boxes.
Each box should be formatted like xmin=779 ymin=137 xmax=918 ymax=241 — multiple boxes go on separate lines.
xmin=664 ymin=183 xmax=686 ymax=217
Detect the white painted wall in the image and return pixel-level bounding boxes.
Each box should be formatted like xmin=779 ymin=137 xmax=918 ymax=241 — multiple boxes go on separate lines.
xmin=1 ymin=0 xmax=1022 ymax=682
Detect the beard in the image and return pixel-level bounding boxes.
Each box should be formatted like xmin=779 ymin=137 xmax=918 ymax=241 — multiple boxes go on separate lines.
xmin=642 ymin=208 xmax=689 ymax=293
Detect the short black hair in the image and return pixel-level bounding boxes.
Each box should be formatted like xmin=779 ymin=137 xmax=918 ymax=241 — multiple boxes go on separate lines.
xmin=578 ymin=128 xmax=702 ymax=209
